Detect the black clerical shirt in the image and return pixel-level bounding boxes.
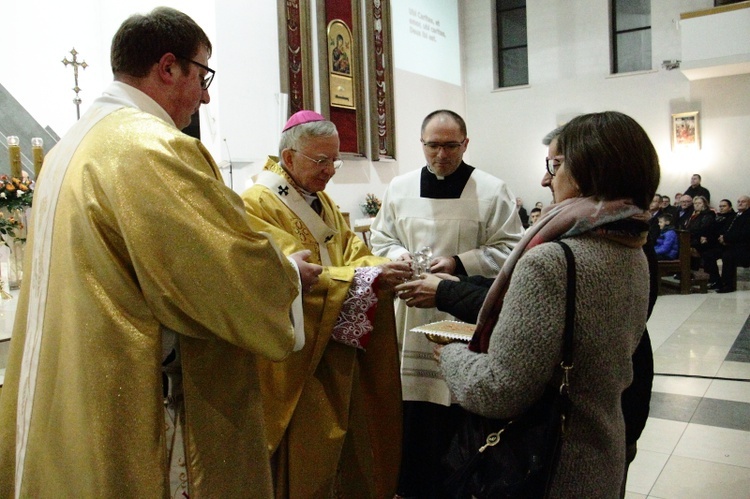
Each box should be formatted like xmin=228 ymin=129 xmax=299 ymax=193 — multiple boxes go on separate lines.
xmin=420 ymin=162 xmax=474 ymax=198
xmin=418 ymin=161 xmax=475 ymax=274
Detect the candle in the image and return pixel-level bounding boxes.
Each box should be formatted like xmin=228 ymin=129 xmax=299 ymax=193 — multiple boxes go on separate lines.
xmin=7 ymin=136 xmax=21 ymax=179
xmin=31 ymin=137 xmax=44 ymax=179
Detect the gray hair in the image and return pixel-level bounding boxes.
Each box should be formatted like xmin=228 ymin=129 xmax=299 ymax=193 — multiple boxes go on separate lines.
xmin=279 ymin=120 xmax=338 ymax=161
xmin=542 ymin=125 xmax=565 ymax=146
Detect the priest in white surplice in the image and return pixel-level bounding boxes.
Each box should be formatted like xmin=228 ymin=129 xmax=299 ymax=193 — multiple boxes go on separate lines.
xmin=369 ymin=109 xmax=523 ymax=497
xmin=0 ymin=8 xmax=321 ymax=498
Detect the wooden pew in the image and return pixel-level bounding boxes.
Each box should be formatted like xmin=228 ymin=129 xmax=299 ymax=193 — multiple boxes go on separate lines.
xmin=657 ymin=230 xmax=708 ymax=294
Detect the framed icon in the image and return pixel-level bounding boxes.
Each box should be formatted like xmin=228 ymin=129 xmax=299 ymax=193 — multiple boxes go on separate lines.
xmin=328 ymin=20 xmax=355 ymax=109
xmin=671 ymin=111 xmax=700 ymax=150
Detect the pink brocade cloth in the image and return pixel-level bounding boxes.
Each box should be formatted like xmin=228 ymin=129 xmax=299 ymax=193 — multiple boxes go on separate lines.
xmin=331 ymin=266 xmax=383 ymax=350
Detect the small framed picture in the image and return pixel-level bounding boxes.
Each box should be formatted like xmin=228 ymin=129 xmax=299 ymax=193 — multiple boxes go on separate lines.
xmin=671 ymin=111 xmax=700 ymax=150
xmin=328 ymin=19 xmax=355 ymax=110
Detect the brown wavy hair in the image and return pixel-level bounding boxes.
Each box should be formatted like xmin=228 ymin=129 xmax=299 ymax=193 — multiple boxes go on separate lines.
xmin=557 ymin=111 xmax=660 ymax=210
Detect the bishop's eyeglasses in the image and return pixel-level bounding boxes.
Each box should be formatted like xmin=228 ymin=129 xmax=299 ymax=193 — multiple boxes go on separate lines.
xmin=292 ymin=149 xmax=343 ymax=170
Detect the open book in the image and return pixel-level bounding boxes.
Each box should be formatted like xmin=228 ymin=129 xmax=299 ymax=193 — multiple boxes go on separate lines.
xmin=411 ymin=320 xmax=475 ymax=344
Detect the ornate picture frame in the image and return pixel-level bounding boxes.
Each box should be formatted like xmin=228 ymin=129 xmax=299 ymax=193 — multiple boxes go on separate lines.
xmin=277 ymin=0 xmax=314 ymax=114
xmin=328 ymin=20 xmax=355 ymax=109
xmin=672 ymin=111 xmax=700 ymax=150
xmin=279 ymin=0 xmax=395 ymax=159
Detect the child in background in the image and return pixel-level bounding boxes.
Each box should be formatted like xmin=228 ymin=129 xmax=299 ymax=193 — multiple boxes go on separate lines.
xmin=655 ymin=213 xmax=679 ymax=260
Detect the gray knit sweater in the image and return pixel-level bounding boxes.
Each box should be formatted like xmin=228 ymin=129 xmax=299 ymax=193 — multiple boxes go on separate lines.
xmin=440 ymin=235 xmax=649 ymax=498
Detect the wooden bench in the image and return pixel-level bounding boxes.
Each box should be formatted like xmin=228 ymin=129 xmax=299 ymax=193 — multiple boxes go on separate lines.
xmin=657 ymin=230 xmax=708 ymax=294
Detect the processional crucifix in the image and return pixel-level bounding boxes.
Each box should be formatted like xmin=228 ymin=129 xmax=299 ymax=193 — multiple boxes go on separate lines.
xmin=62 ymin=48 xmax=88 ymax=119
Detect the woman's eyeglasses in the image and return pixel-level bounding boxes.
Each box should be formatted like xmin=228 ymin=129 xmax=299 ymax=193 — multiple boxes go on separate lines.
xmin=545 ymin=156 xmax=564 ymax=176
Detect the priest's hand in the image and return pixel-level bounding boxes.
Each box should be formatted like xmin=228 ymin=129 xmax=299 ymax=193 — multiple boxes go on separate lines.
xmin=377 ymin=261 xmax=413 ymax=290
xmin=429 ymin=255 xmax=456 ymax=275
xmin=395 ymin=273 xmax=445 ymax=308
xmin=289 ymin=250 xmax=323 ymax=293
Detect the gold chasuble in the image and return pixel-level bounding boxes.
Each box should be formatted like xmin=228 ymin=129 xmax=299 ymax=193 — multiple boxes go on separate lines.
xmin=0 ymin=83 xmax=300 ymax=497
xmin=242 ymin=158 xmax=402 ymax=498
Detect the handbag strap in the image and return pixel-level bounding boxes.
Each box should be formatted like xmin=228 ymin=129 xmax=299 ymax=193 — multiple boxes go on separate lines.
xmin=555 ymin=240 xmax=576 ymax=399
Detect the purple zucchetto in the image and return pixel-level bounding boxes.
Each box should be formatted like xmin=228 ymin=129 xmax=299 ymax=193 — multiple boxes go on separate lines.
xmin=282 ymin=110 xmax=326 ymax=132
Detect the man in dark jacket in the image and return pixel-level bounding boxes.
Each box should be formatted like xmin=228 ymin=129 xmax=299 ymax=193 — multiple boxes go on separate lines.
xmin=676 ymin=194 xmax=694 ymax=229
xmin=683 ymin=173 xmax=711 ymax=203
xmin=704 ymin=195 xmax=750 ymax=292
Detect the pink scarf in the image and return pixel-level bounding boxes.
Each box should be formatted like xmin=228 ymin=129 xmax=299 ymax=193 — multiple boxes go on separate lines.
xmin=470 ymin=196 xmax=648 ymax=353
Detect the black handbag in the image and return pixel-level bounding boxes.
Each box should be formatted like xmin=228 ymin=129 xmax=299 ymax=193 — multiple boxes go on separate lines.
xmin=443 ymin=241 xmax=576 ymax=498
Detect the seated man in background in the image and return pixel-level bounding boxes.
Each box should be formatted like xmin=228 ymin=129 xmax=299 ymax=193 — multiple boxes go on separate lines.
xmin=647 ymin=193 xmax=663 ymax=245
xmin=661 ymin=194 xmax=679 ymax=220
xmin=676 ymin=194 xmax=694 ymax=229
xmin=703 ymin=195 xmax=750 ymax=293
xmin=516 ymin=197 xmax=529 ymax=227
xmin=529 ymin=206 xmax=542 ymax=226
xmin=242 ymin=110 xmax=411 ymax=498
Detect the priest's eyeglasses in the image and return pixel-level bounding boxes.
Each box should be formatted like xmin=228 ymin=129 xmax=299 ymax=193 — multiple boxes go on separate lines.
xmin=420 ymin=139 xmax=466 ymax=153
xmin=292 ymin=149 xmax=343 ymax=170
xmin=546 ymin=156 xmax=564 ymax=177
xmin=175 ymin=55 xmax=216 ymax=90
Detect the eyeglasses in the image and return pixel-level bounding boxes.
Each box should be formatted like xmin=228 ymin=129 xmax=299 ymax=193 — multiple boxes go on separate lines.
xmin=545 ymin=155 xmax=564 ymax=176
xmin=175 ymin=55 xmax=216 ymax=90
xmin=420 ymin=139 xmax=466 ymax=152
xmin=292 ymin=149 xmax=343 ymax=170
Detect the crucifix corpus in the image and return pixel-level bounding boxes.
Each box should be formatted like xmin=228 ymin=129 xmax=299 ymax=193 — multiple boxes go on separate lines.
xmin=62 ymin=48 xmax=88 ymax=120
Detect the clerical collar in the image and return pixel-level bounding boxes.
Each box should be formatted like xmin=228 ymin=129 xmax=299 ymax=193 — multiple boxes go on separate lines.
xmin=425 ymin=164 xmax=444 ymax=180
xmin=420 ymin=162 xmax=474 ymax=199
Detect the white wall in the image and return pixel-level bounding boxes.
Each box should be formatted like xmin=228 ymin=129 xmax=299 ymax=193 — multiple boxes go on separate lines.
xmin=0 ymin=0 xmax=216 ymax=141
xmin=4 ymin=1 xmax=744 ymax=218
xmin=460 ymin=0 xmax=750 ymax=209
xmin=1 ymin=0 xmax=466 ymax=219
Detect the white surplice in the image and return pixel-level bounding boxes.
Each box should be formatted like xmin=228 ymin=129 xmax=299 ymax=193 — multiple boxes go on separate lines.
xmin=370 ymin=167 xmax=523 ymax=405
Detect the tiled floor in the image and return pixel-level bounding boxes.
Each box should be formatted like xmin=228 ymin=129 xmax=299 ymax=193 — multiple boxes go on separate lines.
xmin=625 ymin=278 xmax=750 ymax=498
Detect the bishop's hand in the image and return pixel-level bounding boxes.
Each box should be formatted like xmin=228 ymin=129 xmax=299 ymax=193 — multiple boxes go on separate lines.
xmin=289 ymin=250 xmax=323 ymax=293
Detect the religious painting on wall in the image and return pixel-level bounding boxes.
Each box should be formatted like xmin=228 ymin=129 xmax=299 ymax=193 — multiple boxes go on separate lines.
xmin=277 ymin=0 xmax=395 ymax=159
xmin=672 ymin=111 xmax=700 ymax=150
xmin=328 ymin=20 xmax=355 ymax=109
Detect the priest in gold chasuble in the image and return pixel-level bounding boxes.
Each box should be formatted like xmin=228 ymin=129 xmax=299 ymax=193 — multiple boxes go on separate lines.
xmin=0 ymin=8 xmax=318 ymax=498
xmin=242 ymin=111 xmax=410 ymax=498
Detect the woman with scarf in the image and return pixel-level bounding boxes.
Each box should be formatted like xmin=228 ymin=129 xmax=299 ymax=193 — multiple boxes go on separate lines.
xmin=435 ymin=111 xmax=660 ymax=497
